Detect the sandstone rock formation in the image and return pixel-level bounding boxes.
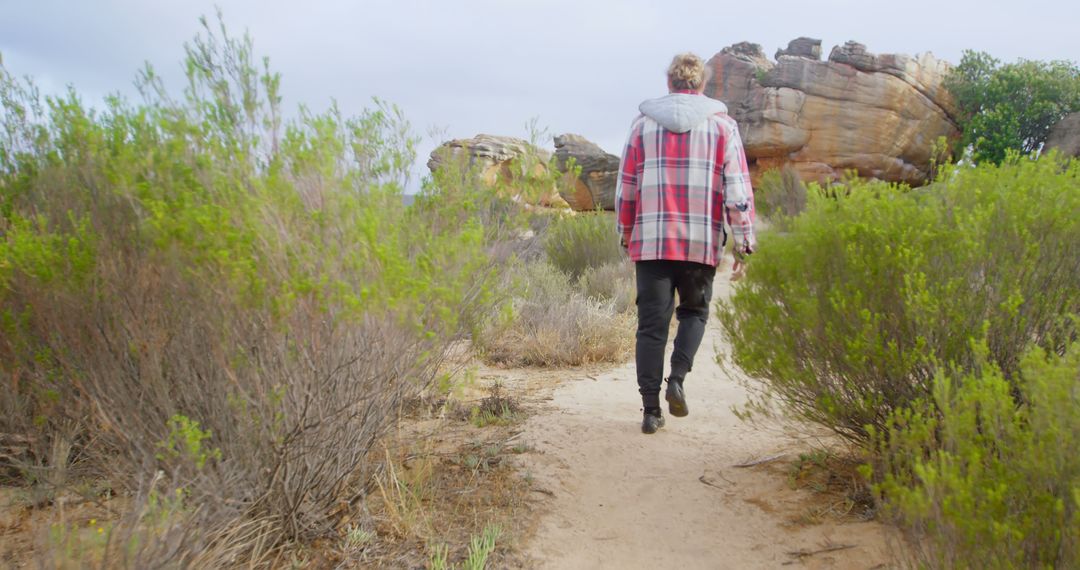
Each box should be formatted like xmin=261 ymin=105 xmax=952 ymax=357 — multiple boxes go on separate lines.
xmin=1046 ymin=112 xmax=1080 ymax=157
xmin=552 ymin=134 xmax=620 ymax=210
xmin=427 ymin=134 xmax=544 ymax=185
xmin=776 ymin=37 xmax=821 ymax=60
xmin=427 ymin=134 xmax=570 ymax=209
xmin=705 ymin=39 xmax=960 ymax=185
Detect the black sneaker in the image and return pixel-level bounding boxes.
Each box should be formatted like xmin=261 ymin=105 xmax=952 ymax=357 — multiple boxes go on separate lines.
xmin=665 ymin=377 xmax=689 ymax=417
xmin=641 ymin=409 xmax=665 ymax=434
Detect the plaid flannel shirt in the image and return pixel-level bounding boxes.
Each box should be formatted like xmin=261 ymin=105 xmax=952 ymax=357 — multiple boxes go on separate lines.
xmin=615 ymin=96 xmax=755 ymax=267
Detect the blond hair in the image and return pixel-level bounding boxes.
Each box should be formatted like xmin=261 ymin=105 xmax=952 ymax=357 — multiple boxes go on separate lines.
xmin=667 ymin=53 xmax=709 ymax=91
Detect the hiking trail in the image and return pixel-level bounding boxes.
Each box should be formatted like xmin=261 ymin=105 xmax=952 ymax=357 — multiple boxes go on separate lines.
xmin=514 ymin=273 xmax=895 ymax=569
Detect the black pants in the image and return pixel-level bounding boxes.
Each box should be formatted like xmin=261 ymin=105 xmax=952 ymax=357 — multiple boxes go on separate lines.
xmin=634 ymin=260 xmax=717 ymax=409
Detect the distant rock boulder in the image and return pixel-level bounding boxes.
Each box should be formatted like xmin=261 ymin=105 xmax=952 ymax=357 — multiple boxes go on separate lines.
xmin=705 ymin=39 xmax=960 ymax=186
xmin=427 ymin=134 xmax=542 ymax=184
xmin=428 ymin=134 xmax=570 ymax=209
xmin=553 ymin=134 xmax=620 ymax=211
xmin=1046 ymin=112 xmax=1080 ymax=157
xmin=775 ymin=37 xmax=822 ymax=61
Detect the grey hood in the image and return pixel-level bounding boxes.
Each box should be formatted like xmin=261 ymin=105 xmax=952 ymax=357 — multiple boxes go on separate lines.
xmin=638 ymin=93 xmax=728 ymax=133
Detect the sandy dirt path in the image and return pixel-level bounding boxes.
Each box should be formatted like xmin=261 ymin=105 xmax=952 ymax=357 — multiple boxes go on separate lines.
xmin=517 ymin=274 xmax=895 ymax=569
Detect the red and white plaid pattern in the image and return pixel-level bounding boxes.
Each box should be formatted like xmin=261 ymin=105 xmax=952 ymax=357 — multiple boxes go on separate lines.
xmin=615 ymin=99 xmax=755 ymax=267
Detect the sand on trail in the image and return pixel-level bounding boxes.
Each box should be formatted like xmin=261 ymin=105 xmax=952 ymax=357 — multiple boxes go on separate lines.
xmin=516 ymin=273 xmax=896 ymax=570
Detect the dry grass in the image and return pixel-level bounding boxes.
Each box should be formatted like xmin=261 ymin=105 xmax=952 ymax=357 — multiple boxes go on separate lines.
xmin=579 ymin=260 xmax=635 ymax=314
xmin=0 ymin=378 xmax=541 ymax=569
xmin=336 ymin=397 xmax=536 ymax=568
xmin=475 ymin=261 xmax=634 ymax=368
xmin=780 ymin=448 xmax=877 ymax=526
xmin=0 ymin=247 xmax=452 ymax=565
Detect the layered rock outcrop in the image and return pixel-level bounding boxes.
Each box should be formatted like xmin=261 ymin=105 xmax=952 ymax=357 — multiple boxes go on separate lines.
xmin=429 ymin=133 xmax=621 ymax=211
xmin=1046 ymin=112 xmax=1080 ymax=157
xmin=553 ymin=134 xmax=620 ymax=210
xmin=427 ymin=134 xmax=546 ymax=185
xmin=427 ymin=134 xmax=570 ymax=209
xmin=705 ymin=38 xmax=960 ymax=185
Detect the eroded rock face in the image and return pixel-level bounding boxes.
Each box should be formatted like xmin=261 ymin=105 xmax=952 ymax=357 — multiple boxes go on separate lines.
xmin=553 ymin=134 xmax=620 ymax=210
xmin=427 ymin=134 xmax=570 ymax=209
xmin=705 ymin=39 xmax=960 ymax=186
xmin=776 ymin=37 xmax=822 ymax=61
xmin=1046 ymin=112 xmax=1080 ymax=157
xmin=427 ymin=134 xmax=542 ymax=184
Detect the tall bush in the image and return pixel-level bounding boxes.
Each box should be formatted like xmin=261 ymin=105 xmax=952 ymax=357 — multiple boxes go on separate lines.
xmin=871 ymin=339 xmax=1080 ymax=569
xmin=718 ymin=155 xmax=1080 ymax=443
xmin=0 ymin=16 xmax=505 ymax=566
xmin=544 ymin=211 xmax=624 ymax=279
xmin=754 ymin=165 xmax=807 ymax=223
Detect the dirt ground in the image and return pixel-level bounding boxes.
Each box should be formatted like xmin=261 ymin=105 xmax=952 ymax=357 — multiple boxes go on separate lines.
xmin=0 ymin=270 xmax=901 ymax=569
xmin=509 ymin=273 xmax=899 ymax=569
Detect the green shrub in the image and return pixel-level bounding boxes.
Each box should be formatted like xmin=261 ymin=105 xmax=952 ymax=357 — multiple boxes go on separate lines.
xmin=474 ymin=261 xmax=633 ymax=367
xmin=428 ymin=524 xmax=501 ymax=570
xmin=467 ymin=383 xmax=521 ymax=428
xmin=718 ymin=156 xmax=1080 ymax=443
xmin=463 ymin=524 xmax=502 ymax=570
xmin=870 ymin=339 xmax=1080 ymax=569
xmin=0 ymin=15 xmax=508 ymax=566
xmin=754 ymin=165 xmax=807 ymax=223
xmin=544 ymin=211 xmax=624 ymax=279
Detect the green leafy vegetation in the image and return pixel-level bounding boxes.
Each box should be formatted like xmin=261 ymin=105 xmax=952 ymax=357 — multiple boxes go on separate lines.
xmin=722 ymin=150 xmax=1080 ymax=564
xmin=429 ymin=524 xmax=502 ymax=570
xmin=753 ymin=165 xmax=807 ymax=224
xmin=719 ymin=156 xmax=1080 ymax=443
xmin=870 ymin=339 xmax=1080 ymax=569
xmin=544 ymin=211 xmax=625 ymax=279
xmin=946 ymin=50 xmax=1080 ymax=164
xmin=468 ymin=383 xmax=522 ymax=428
xmin=463 ymin=524 xmax=502 ymax=570
xmin=0 ymin=12 xmax=638 ymax=564
xmin=155 ymin=414 xmax=221 ymax=471
xmin=0 ymin=15 xmax=515 ymax=566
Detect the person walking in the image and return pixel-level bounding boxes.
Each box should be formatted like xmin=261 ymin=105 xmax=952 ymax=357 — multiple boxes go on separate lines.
xmin=615 ymin=53 xmax=756 ymax=434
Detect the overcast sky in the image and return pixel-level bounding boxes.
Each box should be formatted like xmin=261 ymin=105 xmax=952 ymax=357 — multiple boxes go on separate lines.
xmin=3 ymin=0 xmax=1078 ymax=189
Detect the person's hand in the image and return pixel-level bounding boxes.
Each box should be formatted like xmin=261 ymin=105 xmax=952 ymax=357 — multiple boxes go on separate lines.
xmin=731 ymin=258 xmax=747 ymax=281
xmin=731 ymin=241 xmax=753 ymax=281
xmin=733 ymin=240 xmax=753 ymax=262
xmin=620 ymin=236 xmax=629 ymax=251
